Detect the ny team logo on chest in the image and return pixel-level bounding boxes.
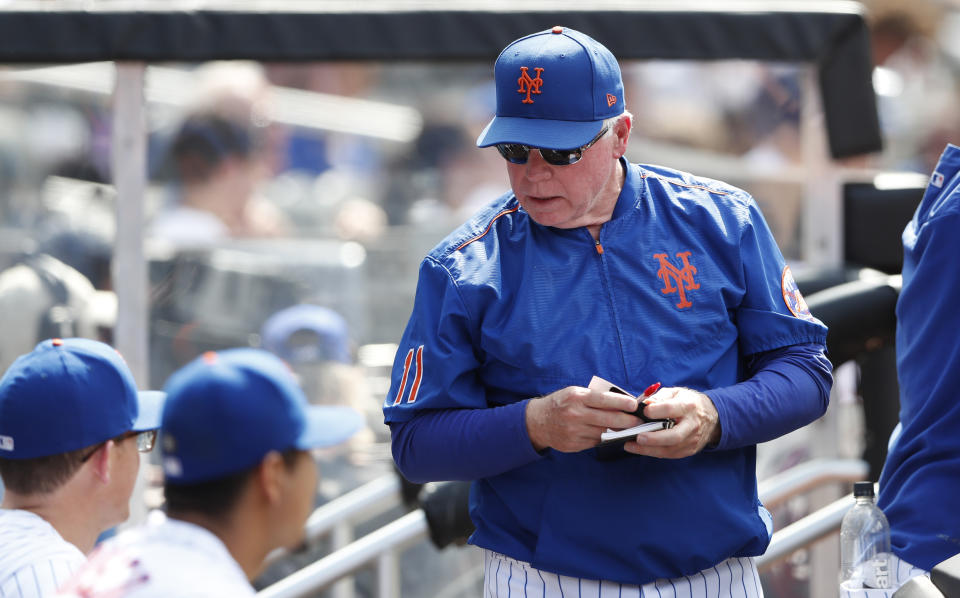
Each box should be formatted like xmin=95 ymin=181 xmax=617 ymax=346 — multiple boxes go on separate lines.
xmin=654 ymin=251 xmax=700 ymax=309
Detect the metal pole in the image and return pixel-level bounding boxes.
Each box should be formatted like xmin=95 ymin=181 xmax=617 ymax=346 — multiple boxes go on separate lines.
xmin=111 ymin=61 xmax=150 ymax=527
xmin=332 ymin=523 xmax=355 ymax=598
xmin=111 ymin=62 xmax=148 ymax=385
xmin=377 ymin=551 xmax=400 ymax=598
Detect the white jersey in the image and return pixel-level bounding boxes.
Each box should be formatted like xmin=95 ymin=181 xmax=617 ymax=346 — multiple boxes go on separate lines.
xmin=0 ymin=508 xmax=86 ymax=597
xmin=57 ymin=511 xmax=254 ymax=598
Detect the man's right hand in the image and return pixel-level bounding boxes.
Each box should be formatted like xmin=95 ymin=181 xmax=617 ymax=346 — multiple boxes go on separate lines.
xmin=525 ymin=386 xmax=640 ymax=452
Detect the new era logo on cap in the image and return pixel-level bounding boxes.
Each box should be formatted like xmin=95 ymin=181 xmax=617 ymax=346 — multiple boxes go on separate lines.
xmin=0 ymin=435 xmax=13 ymax=451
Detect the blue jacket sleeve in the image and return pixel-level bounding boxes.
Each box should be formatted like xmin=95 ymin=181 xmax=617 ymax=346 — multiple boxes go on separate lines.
xmin=383 ymin=257 xmax=489 ymax=424
xmin=706 ymin=342 xmax=832 ymax=450
xmin=386 ymin=249 xmax=546 ymax=483
xmin=735 ymin=200 xmax=828 ymax=354
xmin=390 ymin=400 xmax=543 ymax=483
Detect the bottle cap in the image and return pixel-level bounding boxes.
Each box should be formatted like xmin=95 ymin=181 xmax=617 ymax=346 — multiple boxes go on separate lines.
xmin=853 ymin=481 xmax=875 ymax=498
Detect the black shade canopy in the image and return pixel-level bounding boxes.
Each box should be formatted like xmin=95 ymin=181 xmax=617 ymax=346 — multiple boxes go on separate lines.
xmin=0 ymin=1 xmax=881 ymax=158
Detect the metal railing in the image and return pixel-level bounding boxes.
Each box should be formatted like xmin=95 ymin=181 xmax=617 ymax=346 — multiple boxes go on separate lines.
xmin=263 ymin=474 xmax=402 ymax=569
xmin=758 ymin=458 xmax=867 ymax=510
xmin=757 ymin=493 xmax=856 ymax=569
xmin=260 ymin=511 xmax=427 ymax=598
xmin=260 ymin=473 xmax=404 ymax=598
xmin=755 ymin=458 xmax=868 ymax=571
xmin=258 ymin=458 xmax=868 ymax=598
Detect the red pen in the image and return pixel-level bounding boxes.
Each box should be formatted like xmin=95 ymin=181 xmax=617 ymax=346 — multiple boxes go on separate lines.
xmin=640 ymin=382 xmax=674 ymax=429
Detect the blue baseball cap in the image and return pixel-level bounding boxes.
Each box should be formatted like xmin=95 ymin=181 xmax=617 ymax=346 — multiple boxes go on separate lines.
xmin=260 ymin=304 xmax=351 ymax=365
xmin=160 ymin=348 xmax=363 ymax=484
xmin=476 ymin=26 xmax=625 ymax=150
xmin=0 ymin=338 xmax=165 ymax=459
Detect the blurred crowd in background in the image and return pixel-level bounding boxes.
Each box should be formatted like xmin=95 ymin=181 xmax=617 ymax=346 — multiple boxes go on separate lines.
xmin=0 ymin=0 xmax=957 ymax=594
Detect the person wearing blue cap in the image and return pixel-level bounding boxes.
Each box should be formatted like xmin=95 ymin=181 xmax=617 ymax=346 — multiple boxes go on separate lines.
xmin=0 ymin=338 xmax=164 ymax=598
xmin=260 ymin=304 xmax=352 ymax=367
xmin=58 ymin=348 xmax=362 ymax=597
xmin=384 ymin=26 xmax=833 ymax=597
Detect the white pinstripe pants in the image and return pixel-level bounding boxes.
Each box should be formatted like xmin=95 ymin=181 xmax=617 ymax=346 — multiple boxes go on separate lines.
xmin=483 ymin=550 xmax=764 ymax=598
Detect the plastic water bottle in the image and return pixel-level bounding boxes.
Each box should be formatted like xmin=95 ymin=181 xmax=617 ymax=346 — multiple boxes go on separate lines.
xmin=839 ymin=481 xmax=891 ymax=591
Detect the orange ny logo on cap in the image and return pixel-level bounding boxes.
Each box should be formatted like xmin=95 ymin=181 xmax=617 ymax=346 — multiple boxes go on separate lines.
xmin=517 ymin=67 xmax=544 ymax=104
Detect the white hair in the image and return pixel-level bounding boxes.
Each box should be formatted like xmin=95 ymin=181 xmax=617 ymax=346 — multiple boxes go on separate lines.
xmin=604 ymin=110 xmax=633 ymax=131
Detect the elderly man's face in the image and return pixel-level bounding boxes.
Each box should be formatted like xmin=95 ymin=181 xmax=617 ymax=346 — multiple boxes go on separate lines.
xmin=505 ymin=123 xmax=627 ymax=231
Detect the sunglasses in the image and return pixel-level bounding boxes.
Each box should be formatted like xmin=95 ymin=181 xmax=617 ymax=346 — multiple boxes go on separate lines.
xmin=495 ymin=125 xmax=610 ymax=166
xmin=80 ymin=429 xmax=158 ymax=463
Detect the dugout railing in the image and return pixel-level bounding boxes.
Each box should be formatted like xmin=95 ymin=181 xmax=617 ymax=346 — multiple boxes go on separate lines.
xmin=252 ymin=458 xmax=870 ymax=598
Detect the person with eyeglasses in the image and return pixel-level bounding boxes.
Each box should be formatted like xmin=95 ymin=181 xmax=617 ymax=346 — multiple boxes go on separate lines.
xmin=57 ymin=348 xmax=363 ymax=597
xmin=383 ymin=26 xmax=833 ymax=597
xmin=0 ymin=338 xmax=164 ymax=597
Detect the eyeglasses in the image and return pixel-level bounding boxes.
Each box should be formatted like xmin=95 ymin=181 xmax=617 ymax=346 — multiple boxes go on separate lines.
xmin=495 ymin=125 xmax=610 ymax=166
xmin=80 ymin=429 xmax=158 ymax=463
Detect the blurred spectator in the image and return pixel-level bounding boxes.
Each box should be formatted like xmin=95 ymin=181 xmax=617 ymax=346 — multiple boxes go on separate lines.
xmin=386 ymin=119 xmax=507 ymax=229
xmin=333 ymin=196 xmax=387 ymax=244
xmin=260 ymin=305 xmax=386 ymax=490
xmin=149 ymin=63 xmax=290 ymax=246
xmin=39 ymin=228 xmax=113 ymax=292
xmin=737 ymin=71 xmax=802 ymax=167
xmin=260 ymin=304 xmax=383 ymax=444
xmin=261 ymin=303 xmax=352 ymax=366
xmin=149 ymin=112 xmax=288 ymax=244
xmin=864 ymin=0 xmax=960 ymax=173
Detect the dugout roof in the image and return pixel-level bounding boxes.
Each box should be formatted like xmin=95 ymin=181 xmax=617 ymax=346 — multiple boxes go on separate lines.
xmin=0 ymin=0 xmax=880 ymax=157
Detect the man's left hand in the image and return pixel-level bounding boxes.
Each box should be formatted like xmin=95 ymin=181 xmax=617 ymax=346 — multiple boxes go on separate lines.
xmin=622 ymin=387 xmax=721 ymax=459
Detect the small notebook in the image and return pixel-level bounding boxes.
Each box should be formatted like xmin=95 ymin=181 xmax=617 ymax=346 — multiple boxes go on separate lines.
xmin=587 ymin=376 xmax=674 ymax=445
